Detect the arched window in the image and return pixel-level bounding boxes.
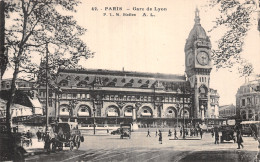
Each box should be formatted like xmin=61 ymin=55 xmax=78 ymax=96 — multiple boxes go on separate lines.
xmin=141 ymin=106 xmax=152 ymax=117
xmin=107 ymin=106 xmax=119 ymax=117
xmin=78 ymin=105 xmax=90 ymax=116
xmin=166 ymin=107 xmax=176 ymax=118
xmin=60 ymin=105 xmax=69 ymax=116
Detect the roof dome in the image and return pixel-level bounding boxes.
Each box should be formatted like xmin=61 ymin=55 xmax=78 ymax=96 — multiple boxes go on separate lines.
xmin=185 ymin=8 xmax=210 ymax=51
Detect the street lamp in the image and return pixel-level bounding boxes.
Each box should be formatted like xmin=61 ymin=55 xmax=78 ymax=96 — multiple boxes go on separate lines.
xmin=92 ymin=99 xmax=98 ymax=135
xmin=176 ymin=103 xmax=180 ymax=128
xmin=183 ymin=109 xmax=186 ymax=139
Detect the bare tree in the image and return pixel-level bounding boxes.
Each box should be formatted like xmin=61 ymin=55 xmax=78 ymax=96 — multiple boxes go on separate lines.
xmin=4 ymin=0 xmax=93 ymax=133
xmin=206 ymin=0 xmax=259 ymax=76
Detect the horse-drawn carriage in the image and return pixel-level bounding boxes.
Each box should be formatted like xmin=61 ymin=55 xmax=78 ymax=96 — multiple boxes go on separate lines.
xmin=46 ymin=122 xmax=84 ymax=152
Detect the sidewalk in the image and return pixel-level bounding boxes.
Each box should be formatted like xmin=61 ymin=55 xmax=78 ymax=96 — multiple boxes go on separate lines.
xmin=24 ymin=138 xmax=45 ymax=156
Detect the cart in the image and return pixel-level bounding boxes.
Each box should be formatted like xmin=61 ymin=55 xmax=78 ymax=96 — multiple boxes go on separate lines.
xmin=220 ymin=125 xmax=236 ymax=143
xmin=48 ymin=122 xmax=84 ymax=152
xmin=120 ymin=124 xmax=131 ymax=139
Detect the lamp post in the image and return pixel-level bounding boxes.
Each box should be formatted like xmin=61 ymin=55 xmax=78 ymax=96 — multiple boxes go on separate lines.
xmin=55 ymin=86 xmax=62 ymax=121
xmin=45 ymin=43 xmax=49 ymax=133
xmin=69 ymin=99 xmax=78 ymax=122
xmin=176 ymin=104 xmax=180 ymax=128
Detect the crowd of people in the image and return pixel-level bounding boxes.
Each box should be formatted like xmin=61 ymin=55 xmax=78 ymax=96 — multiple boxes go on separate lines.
xmin=146 ymin=127 xmax=204 ymax=144
xmin=145 ymin=125 xmax=246 ymax=149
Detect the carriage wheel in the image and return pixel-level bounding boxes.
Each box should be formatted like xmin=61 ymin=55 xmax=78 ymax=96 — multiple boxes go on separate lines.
xmin=69 ymin=141 xmax=74 ymax=151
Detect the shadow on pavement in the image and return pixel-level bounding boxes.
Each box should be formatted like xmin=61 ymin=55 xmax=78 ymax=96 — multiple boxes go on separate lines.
xmin=178 ymin=150 xmax=258 ymax=162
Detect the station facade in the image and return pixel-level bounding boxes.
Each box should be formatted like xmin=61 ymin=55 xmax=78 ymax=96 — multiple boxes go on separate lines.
xmin=38 ymin=9 xmax=221 ymax=127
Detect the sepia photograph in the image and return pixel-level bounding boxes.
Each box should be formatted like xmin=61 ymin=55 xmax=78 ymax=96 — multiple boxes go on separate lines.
xmin=0 ymin=0 xmax=260 ymax=161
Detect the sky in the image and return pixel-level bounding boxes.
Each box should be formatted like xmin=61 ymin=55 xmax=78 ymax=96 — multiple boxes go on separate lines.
xmin=3 ymin=0 xmax=260 ymax=106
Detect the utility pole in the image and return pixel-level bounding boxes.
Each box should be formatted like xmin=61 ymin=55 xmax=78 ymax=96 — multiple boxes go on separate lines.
xmin=45 ymin=43 xmax=49 ymax=132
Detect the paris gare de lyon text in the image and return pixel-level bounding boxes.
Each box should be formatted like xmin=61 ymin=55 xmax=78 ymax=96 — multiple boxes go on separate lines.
xmin=104 ymin=7 xmax=167 ymax=12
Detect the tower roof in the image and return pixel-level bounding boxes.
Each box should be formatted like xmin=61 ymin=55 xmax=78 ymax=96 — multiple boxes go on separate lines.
xmin=185 ymin=8 xmax=211 ymax=51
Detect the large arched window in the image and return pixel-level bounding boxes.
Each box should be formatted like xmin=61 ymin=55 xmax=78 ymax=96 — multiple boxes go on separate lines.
xmin=107 ymin=106 xmax=119 ymax=117
xmin=141 ymin=106 xmax=152 ymax=117
xmin=78 ymin=105 xmax=90 ymax=117
xmin=60 ymin=105 xmax=70 ymax=116
xmin=166 ymin=107 xmax=176 ymax=118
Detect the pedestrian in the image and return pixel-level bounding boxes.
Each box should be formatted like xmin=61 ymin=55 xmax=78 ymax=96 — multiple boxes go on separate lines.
xmin=214 ymin=130 xmax=219 ymax=144
xmin=237 ymin=130 xmax=244 ymax=149
xmin=168 ymin=129 xmax=172 ymax=137
xmin=44 ymin=130 xmax=51 ymax=153
xmin=147 ymin=129 xmax=151 ymax=137
xmin=211 ymin=128 xmax=214 ymax=137
xmin=180 ymin=128 xmax=182 ymax=137
xmin=36 ymin=130 xmax=41 ymax=142
xmin=200 ymin=129 xmax=203 ymax=139
xmin=159 ymin=130 xmax=162 ymax=144
xmin=174 ymin=129 xmax=178 ymax=139
xmin=26 ymin=130 xmax=31 ymax=138
xmin=155 ymin=129 xmax=158 ymax=137
xmin=107 ymin=129 xmax=109 ymax=134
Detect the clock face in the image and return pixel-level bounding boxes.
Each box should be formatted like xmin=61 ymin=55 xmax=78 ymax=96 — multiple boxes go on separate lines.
xmin=186 ymin=53 xmax=194 ymax=67
xmin=196 ymin=51 xmax=209 ymax=66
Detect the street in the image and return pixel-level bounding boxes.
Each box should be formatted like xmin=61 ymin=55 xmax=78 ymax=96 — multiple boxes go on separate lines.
xmin=25 ymin=132 xmax=259 ymax=162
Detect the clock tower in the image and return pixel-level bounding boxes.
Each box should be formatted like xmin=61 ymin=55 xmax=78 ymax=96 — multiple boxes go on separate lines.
xmin=185 ymin=8 xmax=213 ymax=120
